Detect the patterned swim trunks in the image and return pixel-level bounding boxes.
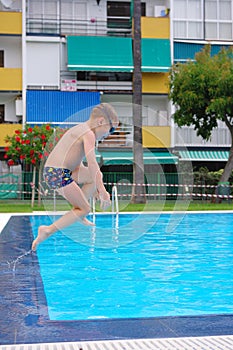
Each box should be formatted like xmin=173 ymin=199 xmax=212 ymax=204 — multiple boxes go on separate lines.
xmin=43 ymin=167 xmax=74 ymax=190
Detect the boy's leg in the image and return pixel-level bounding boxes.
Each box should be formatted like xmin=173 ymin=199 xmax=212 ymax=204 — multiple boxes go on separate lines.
xmin=72 ymin=163 xmax=97 ymax=200
xmin=32 ymin=181 xmax=94 ymax=250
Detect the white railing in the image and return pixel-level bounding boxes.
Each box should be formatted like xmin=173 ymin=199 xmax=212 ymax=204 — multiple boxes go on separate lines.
xmin=98 ymin=124 xmax=133 ymax=148
xmin=174 ymin=125 xmax=231 ymax=147
xmin=76 ymin=81 xmax=132 ymax=92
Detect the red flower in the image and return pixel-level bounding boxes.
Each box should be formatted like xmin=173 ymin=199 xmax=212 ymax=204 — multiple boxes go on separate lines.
xmin=15 ymin=147 xmax=21 ymax=152
xmin=38 ymin=153 xmax=43 ymax=159
xmin=31 ymin=158 xmax=36 ymax=164
xmin=25 ymin=139 xmax=30 ymax=144
xmin=20 ymin=154 xmax=26 ymax=160
xmin=15 ymin=130 xmax=21 ymax=135
xmin=4 ymin=147 xmax=9 ymax=152
xmin=46 ymin=125 xmax=51 ymax=131
xmin=4 ymin=154 xmax=8 ymax=159
xmin=30 ymin=150 xmax=34 ymax=156
xmin=41 ymin=134 xmax=46 ymax=140
xmin=8 ymin=159 xmax=15 ymax=166
xmin=44 ymin=152 xmax=49 ymax=157
xmin=28 ymin=127 xmax=33 ymax=133
xmin=15 ymin=136 xmax=21 ymax=142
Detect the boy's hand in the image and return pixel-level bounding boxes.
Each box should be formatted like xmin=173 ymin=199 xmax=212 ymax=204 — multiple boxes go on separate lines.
xmin=99 ymin=192 xmax=111 ymax=210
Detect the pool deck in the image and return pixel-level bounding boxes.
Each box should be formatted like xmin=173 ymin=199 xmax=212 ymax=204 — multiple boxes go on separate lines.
xmin=1 ymin=336 xmax=233 ymax=350
xmin=1 ymin=212 xmax=233 ymax=349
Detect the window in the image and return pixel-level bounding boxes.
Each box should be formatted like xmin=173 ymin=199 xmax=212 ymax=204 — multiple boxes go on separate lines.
xmin=27 ymin=0 xmax=60 ymax=34
xmin=173 ymin=0 xmax=233 ymax=40
xmin=0 ymin=105 xmax=5 ymax=123
xmin=0 ymin=51 xmax=4 ymax=67
xmin=173 ymin=0 xmax=203 ymax=39
xmin=107 ymin=1 xmax=145 ymax=31
xmin=205 ymin=0 xmax=232 ymax=40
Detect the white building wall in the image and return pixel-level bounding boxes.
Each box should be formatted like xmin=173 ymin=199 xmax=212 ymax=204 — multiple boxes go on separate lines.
xmin=0 ymin=93 xmax=18 ymax=122
xmin=0 ymin=0 xmax=21 ymax=11
xmin=145 ymin=0 xmax=170 ymax=17
xmin=102 ymin=94 xmax=169 ymax=126
xmin=26 ymin=37 xmax=60 ymax=87
xmin=88 ymin=0 xmax=106 ymax=20
xmin=0 ymin=37 xmax=22 ymax=68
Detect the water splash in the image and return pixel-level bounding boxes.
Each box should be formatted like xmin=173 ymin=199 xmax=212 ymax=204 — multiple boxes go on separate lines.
xmin=7 ymin=250 xmax=32 ymax=272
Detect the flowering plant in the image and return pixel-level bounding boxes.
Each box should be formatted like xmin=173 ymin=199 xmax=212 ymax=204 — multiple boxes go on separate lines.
xmin=4 ymin=124 xmax=53 ymax=169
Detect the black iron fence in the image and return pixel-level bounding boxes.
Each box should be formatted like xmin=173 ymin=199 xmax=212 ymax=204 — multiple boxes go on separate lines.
xmin=26 ymin=17 xmax=132 ymax=37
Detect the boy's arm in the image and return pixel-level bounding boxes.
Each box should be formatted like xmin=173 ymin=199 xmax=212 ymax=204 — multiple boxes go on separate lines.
xmin=83 ymin=131 xmax=110 ymax=208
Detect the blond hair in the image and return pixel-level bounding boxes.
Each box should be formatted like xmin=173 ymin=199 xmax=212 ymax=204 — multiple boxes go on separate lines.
xmin=91 ymin=103 xmax=118 ymax=124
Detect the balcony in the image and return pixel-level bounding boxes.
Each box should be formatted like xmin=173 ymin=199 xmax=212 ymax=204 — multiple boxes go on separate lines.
xmin=0 ymin=123 xmax=22 ymax=148
xmin=26 ymin=18 xmax=132 ymax=37
xmin=60 ymin=69 xmax=133 ymax=93
xmin=174 ymin=125 xmax=231 ymax=147
xmin=141 ymin=17 xmax=170 ymax=39
xmin=76 ymin=81 xmax=132 ymax=92
xmin=0 ymin=68 xmax=22 ymax=91
xmin=0 ymin=11 xmax=22 ymax=35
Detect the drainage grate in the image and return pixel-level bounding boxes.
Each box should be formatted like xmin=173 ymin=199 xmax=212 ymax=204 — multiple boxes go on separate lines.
xmin=1 ymin=336 xmax=233 ymax=350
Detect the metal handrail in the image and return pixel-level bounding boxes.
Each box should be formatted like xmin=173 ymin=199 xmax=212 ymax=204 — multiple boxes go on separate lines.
xmin=112 ymin=185 xmax=119 ymax=213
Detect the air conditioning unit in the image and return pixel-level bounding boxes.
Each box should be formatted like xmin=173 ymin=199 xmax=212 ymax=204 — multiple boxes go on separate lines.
xmin=15 ymin=99 xmax=22 ymax=116
xmin=154 ymin=6 xmax=166 ymax=17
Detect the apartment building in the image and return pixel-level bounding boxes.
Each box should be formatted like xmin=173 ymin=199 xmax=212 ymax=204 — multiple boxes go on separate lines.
xmin=0 ymin=0 xmax=231 ymax=171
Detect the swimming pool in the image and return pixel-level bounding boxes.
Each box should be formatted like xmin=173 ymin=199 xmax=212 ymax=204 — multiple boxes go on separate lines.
xmin=30 ymin=212 xmax=233 ymax=321
xmin=1 ymin=212 xmax=233 ymax=344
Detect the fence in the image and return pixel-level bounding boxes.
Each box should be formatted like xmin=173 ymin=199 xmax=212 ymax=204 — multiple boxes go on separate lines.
xmin=0 ymin=171 xmax=232 ymax=203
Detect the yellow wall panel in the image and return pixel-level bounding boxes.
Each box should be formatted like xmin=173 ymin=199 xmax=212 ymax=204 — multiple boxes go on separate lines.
xmin=0 ymin=68 xmax=22 ymax=91
xmin=141 ymin=17 xmax=170 ymax=39
xmin=0 ymin=124 xmax=22 ymax=147
xmin=0 ymin=12 xmax=22 ymax=35
xmin=142 ymin=126 xmax=171 ymax=148
xmin=142 ymin=73 xmax=169 ymax=93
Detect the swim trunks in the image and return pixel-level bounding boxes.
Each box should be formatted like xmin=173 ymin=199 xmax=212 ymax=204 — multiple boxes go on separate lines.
xmin=43 ymin=167 xmax=74 ymax=189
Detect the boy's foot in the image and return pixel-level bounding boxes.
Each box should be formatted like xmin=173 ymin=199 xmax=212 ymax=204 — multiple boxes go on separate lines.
xmin=81 ymin=217 xmax=95 ymax=226
xmin=32 ymin=225 xmax=51 ymax=251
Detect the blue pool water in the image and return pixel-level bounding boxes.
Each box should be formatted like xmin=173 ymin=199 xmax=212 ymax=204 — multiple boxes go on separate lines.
xmin=30 ymin=212 xmax=233 ymax=321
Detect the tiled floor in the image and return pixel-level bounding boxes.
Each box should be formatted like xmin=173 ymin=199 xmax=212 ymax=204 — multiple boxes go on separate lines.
xmin=1 ymin=336 xmax=233 ymax=350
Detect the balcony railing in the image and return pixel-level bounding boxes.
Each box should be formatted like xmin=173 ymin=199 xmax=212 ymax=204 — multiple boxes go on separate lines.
xmin=76 ymin=81 xmax=132 ymax=92
xmin=26 ymin=17 xmax=132 ymax=37
xmin=98 ymin=124 xmax=133 ymax=148
xmin=174 ymin=125 xmax=231 ymax=147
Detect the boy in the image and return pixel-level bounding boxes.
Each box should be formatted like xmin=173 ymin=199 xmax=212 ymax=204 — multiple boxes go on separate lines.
xmin=32 ymin=103 xmax=119 ymax=250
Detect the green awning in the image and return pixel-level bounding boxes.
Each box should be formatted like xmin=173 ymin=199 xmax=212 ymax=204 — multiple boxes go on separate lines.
xmin=141 ymin=39 xmax=171 ymax=72
xmin=179 ymin=150 xmax=229 ymax=161
xmin=67 ymin=36 xmax=133 ymax=72
xmin=100 ymin=151 xmax=178 ymax=165
xmin=67 ymin=36 xmax=171 ymax=73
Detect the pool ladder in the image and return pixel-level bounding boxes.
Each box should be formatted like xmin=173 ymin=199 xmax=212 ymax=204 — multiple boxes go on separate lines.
xmin=91 ymin=185 xmax=119 ymax=214
xmin=112 ymin=185 xmax=119 ymax=214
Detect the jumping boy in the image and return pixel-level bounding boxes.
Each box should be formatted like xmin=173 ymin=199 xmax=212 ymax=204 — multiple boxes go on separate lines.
xmin=32 ymin=103 xmax=119 ymax=250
